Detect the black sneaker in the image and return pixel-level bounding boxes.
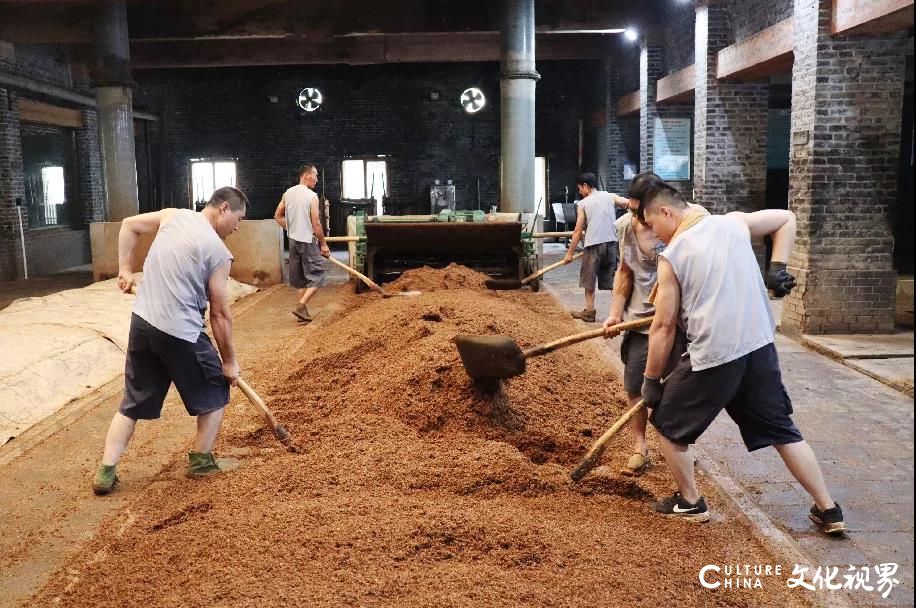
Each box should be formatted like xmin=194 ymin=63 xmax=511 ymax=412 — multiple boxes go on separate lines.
xmin=653 ymin=492 xmax=710 ymax=522
xmin=809 ymin=503 xmax=846 ymax=536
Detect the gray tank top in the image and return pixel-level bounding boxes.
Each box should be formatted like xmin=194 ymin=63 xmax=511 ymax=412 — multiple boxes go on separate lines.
xmin=660 ymin=215 xmax=775 ymax=371
xmin=615 ymin=213 xmax=663 ymax=334
xmin=134 ymin=209 xmax=234 ymax=342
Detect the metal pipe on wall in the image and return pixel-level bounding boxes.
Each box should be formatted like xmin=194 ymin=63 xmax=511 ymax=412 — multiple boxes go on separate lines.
xmin=499 ymin=0 xmax=539 ymax=214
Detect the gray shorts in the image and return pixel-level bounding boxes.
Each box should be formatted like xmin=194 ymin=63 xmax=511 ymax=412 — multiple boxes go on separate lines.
xmin=620 ymin=331 xmax=649 ymax=395
xmin=120 ymin=314 xmax=229 ymax=420
xmin=579 ymin=242 xmax=617 ymax=290
xmin=289 ymin=239 xmax=325 ymax=289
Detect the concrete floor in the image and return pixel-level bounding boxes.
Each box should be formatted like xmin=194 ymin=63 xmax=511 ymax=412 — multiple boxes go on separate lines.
xmin=539 ymin=249 xmax=914 ymax=608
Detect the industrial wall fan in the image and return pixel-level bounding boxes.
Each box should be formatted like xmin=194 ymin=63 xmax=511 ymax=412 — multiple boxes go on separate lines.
xmin=460 ymin=87 xmax=486 ymax=114
xmin=297 ymin=87 xmax=323 ymax=112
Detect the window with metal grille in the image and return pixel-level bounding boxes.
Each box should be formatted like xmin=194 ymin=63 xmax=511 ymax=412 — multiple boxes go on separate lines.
xmin=190 ymin=160 xmax=237 ymax=209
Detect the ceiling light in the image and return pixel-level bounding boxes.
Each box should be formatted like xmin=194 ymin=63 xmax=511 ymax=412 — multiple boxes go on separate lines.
xmin=624 ymin=28 xmax=638 ymax=42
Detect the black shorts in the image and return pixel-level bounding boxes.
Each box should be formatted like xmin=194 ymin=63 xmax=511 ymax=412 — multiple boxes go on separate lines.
xmin=579 ymin=242 xmax=617 ymax=290
xmin=649 ymin=342 xmax=804 ymax=451
xmin=119 ymin=314 xmax=230 ymax=420
xmin=621 ymin=328 xmax=688 ymax=396
xmin=289 ymin=239 xmax=325 ymax=289
xmin=620 ymin=331 xmax=649 ymax=395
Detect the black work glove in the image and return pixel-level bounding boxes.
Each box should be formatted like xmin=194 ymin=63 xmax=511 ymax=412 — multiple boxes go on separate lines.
xmin=641 ymin=376 xmax=664 ymax=409
xmin=766 ymin=262 xmax=797 ymax=298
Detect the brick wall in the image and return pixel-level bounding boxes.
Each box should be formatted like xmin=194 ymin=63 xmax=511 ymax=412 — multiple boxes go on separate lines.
xmin=729 ymin=0 xmax=793 ymax=43
xmin=0 ymin=44 xmax=103 ymax=280
xmin=663 ymin=1 xmax=697 ymax=75
xmin=133 ymin=61 xmax=592 ymax=222
xmin=783 ymin=0 xmax=906 ymax=334
xmin=694 ymin=1 xmax=769 ymax=216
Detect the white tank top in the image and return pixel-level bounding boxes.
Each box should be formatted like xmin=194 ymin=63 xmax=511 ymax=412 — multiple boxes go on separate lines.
xmin=283 ymin=184 xmax=317 ymax=243
xmin=660 ymin=215 xmax=775 ymax=371
xmin=579 ymin=190 xmax=617 ymax=247
xmin=134 ymin=209 xmax=234 ymax=342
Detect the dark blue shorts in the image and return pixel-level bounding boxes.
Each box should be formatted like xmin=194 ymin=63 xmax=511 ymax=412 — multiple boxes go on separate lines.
xmin=649 ymin=342 xmax=804 ymax=451
xmin=119 ymin=314 xmax=230 ymax=420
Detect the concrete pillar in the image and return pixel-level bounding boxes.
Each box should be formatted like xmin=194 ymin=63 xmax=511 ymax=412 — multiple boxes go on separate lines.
xmin=639 ymin=43 xmax=664 ymax=178
xmin=693 ymin=0 xmax=768 ymax=216
xmin=782 ymin=0 xmax=906 ymax=335
xmin=92 ymin=0 xmax=138 ymax=221
xmin=499 ymin=0 xmax=540 ymax=214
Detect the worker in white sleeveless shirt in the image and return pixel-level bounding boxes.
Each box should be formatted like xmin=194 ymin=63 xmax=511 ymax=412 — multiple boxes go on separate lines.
xmin=562 ymin=172 xmax=626 ymax=323
xmin=274 ymin=164 xmax=330 ymax=323
xmin=635 ymin=183 xmax=844 ymax=535
xmin=92 ymin=187 xmax=248 ymax=495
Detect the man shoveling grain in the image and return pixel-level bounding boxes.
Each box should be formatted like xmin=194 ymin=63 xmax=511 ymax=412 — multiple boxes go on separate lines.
xmin=92 ymin=187 xmax=248 ymax=495
xmin=633 ymin=182 xmax=845 ymax=536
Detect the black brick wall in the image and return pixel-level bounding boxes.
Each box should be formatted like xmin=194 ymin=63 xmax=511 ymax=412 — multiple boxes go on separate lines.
xmin=663 ymin=1 xmax=697 ymax=75
xmin=0 ymin=45 xmax=102 ymax=280
xmin=134 ymin=61 xmax=593 ymax=222
xmin=729 ymin=0 xmax=794 ymax=43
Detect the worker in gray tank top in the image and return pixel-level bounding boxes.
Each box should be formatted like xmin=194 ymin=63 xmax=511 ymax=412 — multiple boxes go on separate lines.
xmin=635 ymin=183 xmax=844 ymax=535
xmin=274 ymin=164 xmax=330 ymax=323
xmin=563 ymin=172 xmax=628 ymax=323
xmin=602 ymin=172 xmax=708 ymax=476
xmin=92 ymin=187 xmax=248 ymax=496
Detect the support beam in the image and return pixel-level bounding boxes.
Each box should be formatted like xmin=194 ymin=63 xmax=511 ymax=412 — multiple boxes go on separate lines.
xmin=832 ymin=0 xmax=914 ymax=35
xmin=129 ymin=33 xmax=623 ymax=68
xmin=0 ymin=72 xmax=158 ymax=121
xmin=17 ymin=99 xmax=83 ymax=128
xmin=656 ymin=64 xmax=695 ymax=104
xmin=616 ymin=91 xmax=640 ymax=117
xmin=499 ymin=0 xmax=539 ymax=214
xmin=717 ymin=18 xmax=794 ymax=81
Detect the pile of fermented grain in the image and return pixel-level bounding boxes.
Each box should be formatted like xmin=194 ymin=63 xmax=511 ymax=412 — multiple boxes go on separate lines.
xmin=33 ymin=266 xmax=810 ymax=608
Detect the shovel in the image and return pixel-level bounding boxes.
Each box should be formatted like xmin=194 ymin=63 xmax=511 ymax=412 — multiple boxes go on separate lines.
xmin=485 ymin=252 xmax=583 ymax=290
xmin=570 ymin=370 xmax=675 ymax=482
xmin=454 ymin=316 xmax=654 ymax=382
xmin=325 ymin=255 xmax=421 ymax=298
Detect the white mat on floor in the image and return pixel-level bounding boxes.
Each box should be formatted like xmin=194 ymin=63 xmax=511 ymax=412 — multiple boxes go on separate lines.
xmin=0 ymin=276 xmax=257 ymax=445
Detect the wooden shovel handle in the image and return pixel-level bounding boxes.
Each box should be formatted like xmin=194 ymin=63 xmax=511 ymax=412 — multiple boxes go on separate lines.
xmin=521 ymin=316 xmax=654 ymax=359
xmin=521 ymin=252 xmax=584 ymax=285
xmin=570 ymin=400 xmax=645 ymax=482
xmin=237 ymin=378 xmax=280 ymax=428
xmin=325 ymin=255 xmax=389 ymax=297
xmin=324 ymin=235 xmax=363 ymax=243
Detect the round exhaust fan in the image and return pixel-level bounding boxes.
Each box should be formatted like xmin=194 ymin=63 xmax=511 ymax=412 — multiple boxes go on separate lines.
xmin=297 ymin=87 xmax=323 ymax=112
xmin=460 ymin=87 xmax=486 ymax=114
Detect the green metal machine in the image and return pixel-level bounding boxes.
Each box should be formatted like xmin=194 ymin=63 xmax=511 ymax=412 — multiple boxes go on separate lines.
xmin=349 ymin=210 xmax=540 ymax=292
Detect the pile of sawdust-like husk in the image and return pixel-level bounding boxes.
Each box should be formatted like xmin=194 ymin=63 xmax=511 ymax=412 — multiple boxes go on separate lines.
xmin=32 ymin=267 xmax=812 ymax=608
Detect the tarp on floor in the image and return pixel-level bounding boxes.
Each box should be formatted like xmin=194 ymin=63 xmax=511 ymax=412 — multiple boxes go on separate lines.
xmin=0 ymin=276 xmax=258 ymax=445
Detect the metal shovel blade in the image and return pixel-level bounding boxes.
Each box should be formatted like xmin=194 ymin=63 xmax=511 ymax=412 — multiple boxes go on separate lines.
xmin=453 ymin=334 xmax=527 ymax=381
xmin=484 ymin=278 xmax=524 ymax=290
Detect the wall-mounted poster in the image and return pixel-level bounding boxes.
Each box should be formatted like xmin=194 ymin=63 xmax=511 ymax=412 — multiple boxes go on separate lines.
xmin=653 ymin=117 xmax=691 ymax=181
